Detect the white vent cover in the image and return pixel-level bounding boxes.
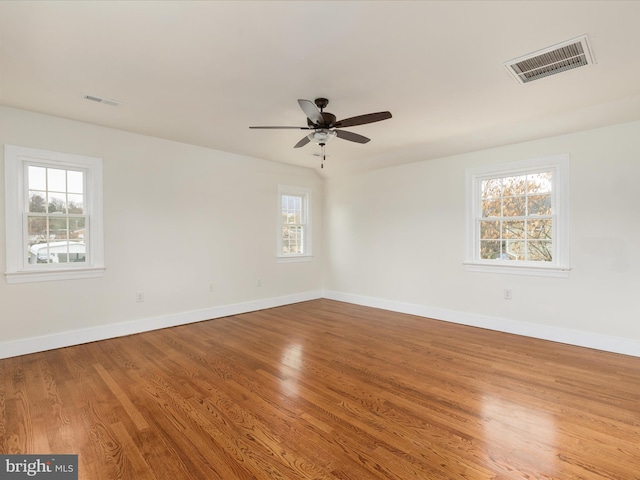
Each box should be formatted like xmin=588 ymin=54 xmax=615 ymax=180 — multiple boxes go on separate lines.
xmin=84 ymin=94 xmax=121 ymax=107
xmin=504 ymin=35 xmax=595 ymax=84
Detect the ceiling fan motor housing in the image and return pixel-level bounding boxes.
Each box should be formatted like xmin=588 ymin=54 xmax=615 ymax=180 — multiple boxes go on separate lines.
xmin=307 ymin=112 xmax=336 ymax=128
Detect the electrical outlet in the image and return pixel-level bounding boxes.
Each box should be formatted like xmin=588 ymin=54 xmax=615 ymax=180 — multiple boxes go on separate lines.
xmin=136 ymin=291 xmax=145 ymax=303
xmin=256 ymin=278 xmax=262 ymax=287
xmin=208 ymin=282 xmax=214 ymax=292
xmin=504 ymin=289 xmax=512 ymax=300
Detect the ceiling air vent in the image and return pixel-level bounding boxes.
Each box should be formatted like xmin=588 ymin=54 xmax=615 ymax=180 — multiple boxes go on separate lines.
xmin=504 ymin=35 xmax=595 ymax=84
xmin=84 ymin=94 xmax=121 ymax=107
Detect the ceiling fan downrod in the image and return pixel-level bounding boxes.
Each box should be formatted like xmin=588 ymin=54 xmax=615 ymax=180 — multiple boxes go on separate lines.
xmin=314 ymin=97 xmax=329 ymax=112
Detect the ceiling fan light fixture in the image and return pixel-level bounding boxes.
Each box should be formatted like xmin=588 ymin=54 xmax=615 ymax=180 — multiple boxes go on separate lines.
xmin=308 ymin=129 xmax=337 ymax=144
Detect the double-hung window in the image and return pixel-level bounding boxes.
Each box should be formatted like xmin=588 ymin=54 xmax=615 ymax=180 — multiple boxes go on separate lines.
xmin=277 ymin=185 xmax=312 ymax=262
xmin=464 ymin=154 xmax=570 ymax=277
xmin=4 ymin=145 xmax=105 ymax=283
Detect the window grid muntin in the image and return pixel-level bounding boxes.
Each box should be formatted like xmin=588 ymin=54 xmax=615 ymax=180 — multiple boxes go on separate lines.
xmin=478 ymin=216 xmax=554 ymax=261
xmin=477 ymin=169 xmax=555 ymax=263
xmin=281 ymin=194 xmax=306 ymax=255
xmin=277 ymin=186 xmax=311 ymax=259
xmin=23 ymin=162 xmax=88 ymax=267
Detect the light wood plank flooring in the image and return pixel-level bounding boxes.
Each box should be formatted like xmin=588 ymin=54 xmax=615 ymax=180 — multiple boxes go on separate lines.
xmin=1 ymin=299 xmax=639 ymax=479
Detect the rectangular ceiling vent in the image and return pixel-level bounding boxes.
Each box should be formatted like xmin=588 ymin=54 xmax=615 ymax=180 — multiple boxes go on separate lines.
xmin=504 ymin=35 xmax=595 ymax=84
xmin=84 ymin=94 xmax=121 ymax=107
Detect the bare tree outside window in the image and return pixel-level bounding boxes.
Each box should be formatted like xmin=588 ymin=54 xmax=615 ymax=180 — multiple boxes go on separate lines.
xmin=479 ymin=172 xmax=552 ymax=262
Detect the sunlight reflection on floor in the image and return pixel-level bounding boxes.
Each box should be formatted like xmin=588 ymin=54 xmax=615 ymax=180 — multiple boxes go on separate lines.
xmin=481 ymin=394 xmax=559 ymax=476
xmin=280 ymin=343 xmax=303 ymax=397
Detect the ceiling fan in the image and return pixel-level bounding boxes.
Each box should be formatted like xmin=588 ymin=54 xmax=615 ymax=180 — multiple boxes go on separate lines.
xmin=250 ymin=98 xmax=392 ymax=168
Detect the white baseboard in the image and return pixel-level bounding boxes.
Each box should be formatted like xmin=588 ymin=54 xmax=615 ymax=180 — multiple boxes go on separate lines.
xmin=4 ymin=289 xmax=638 ymax=359
xmin=323 ymin=290 xmax=640 ymax=358
xmin=0 ymin=290 xmax=322 ymax=360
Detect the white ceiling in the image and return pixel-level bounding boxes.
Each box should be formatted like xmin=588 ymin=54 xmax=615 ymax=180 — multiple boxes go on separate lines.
xmin=1 ymin=1 xmax=640 ymax=177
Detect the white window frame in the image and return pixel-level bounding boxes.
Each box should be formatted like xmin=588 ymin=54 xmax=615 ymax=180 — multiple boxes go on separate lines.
xmin=277 ymin=185 xmax=312 ymax=263
xmin=464 ymin=154 xmax=570 ymax=278
xmin=4 ymin=145 xmax=105 ymax=283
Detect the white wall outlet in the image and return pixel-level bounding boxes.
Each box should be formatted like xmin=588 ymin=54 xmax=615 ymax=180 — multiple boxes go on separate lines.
xmin=504 ymin=289 xmax=512 ymax=300
xmin=136 ymin=291 xmax=144 ymax=303
xmin=208 ymin=282 xmax=214 ymax=292
xmin=256 ymin=278 xmax=262 ymax=287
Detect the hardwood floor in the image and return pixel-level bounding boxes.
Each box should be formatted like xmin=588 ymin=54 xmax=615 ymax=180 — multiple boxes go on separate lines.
xmin=1 ymin=299 xmax=639 ymax=479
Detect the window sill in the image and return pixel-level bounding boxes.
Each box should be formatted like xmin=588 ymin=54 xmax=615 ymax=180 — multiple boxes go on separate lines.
xmin=277 ymin=255 xmax=313 ymax=264
xmin=5 ymin=266 xmax=106 ymax=284
xmin=463 ymin=261 xmax=570 ymax=278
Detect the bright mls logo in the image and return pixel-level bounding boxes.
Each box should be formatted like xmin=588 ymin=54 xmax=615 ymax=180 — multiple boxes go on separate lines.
xmin=1 ymin=455 xmax=78 ymax=479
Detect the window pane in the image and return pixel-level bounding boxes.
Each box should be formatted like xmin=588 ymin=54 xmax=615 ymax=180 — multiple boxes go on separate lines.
xmin=481 ymin=178 xmax=502 ymax=199
xmin=28 ymin=216 xmax=47 ymax=243
xmin=527 ymin=172 xmax=552 ymax=194
xmin=47 ymin=168 xmax=66 ymax=192
xmin=502 ymin=175 xmax=527 ymax=196
xmin=527 ymin=219 xmax=552 ymax=240
xmin=528 ymin=194 xmax=551 ymax=215
xmin=505 ymin=240 xmax=526 ymax=260
xmin=528 ymin=241 xmax=552 ymax=262
xmin=68 ymin=241 xmax=86 ymax=263
xmin=49 ymin=217 xmax=69 ymax=240
xmin=282 ymin=225 xmax=303 ymax=254
xmin=481 ymin=199 xmax=501 ymax=217
xmin=48 ymin=241 xmax=69 ymax=264
xmin=29 ymin=191 xmax=47 ymax=212
xmin=69 ymin=217 xmax=86 ymax=239
xmin=28 ymin=242 xmax=51 ymax=264
xmin=502 ymin=195 xmax=526 ymax=216
xmin=502 ymin=220 xmax=525 ymax=239
xmin=480 ymin=240 xmax=501 ymax=259
xmin=48 ymin=191 xmax=66 ymax=213
xmin=67 ymin=170 xmax=84 ymax=194
xmin=282 ymin=194 xmax=303 ymax=225
xmin=28 ymin=166 xmax=47 ymax=190
xmin=68 ymin=194 xmax=84 ymax=214
xmin=480 ymin=221 xmax=500 ymax=239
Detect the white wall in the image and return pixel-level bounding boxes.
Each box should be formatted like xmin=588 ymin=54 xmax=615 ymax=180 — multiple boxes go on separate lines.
xmin=324 ymin=121 xmax=640 ymax=356
xmin=0 ymin=106 xmax=323 ymax=356
xmin=2 ymin=106 xmax=639 ymax=359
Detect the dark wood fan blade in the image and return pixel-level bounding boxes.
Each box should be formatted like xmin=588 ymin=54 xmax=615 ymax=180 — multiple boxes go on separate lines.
xmin=334 ymin=111 xmax=392 ymax=128
xmin=298 ymin=99 xmax=324 ymax=125
xmin=249 ymin=126 xmax=311 ymax=129
xmin=293 ymin=135 xmax=311 ymax=148
xmin=336 ymin=130 xmax=370 ymax=144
